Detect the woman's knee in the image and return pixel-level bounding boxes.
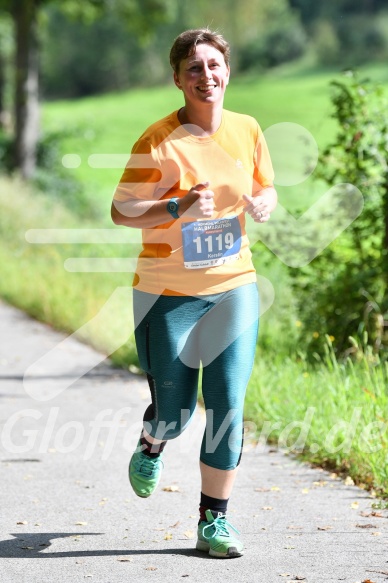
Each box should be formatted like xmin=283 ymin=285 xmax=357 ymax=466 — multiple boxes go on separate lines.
xmin=143 ymin=406 xmax=195 ymax=441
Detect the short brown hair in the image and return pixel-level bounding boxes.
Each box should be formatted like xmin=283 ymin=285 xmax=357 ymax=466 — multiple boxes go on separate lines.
xmin=169 ymin=29 xmax=230 ymax=73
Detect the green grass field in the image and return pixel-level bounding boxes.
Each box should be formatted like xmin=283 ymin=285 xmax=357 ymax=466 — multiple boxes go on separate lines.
xmin=1 ymin=60 xmax=387 ymax=495
xmin=41 ymin=61 xmax=388 ymax=217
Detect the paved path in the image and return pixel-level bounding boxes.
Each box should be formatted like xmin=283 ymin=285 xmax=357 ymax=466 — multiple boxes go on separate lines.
xmin=0 ymin=301 xmax=387 ymax=583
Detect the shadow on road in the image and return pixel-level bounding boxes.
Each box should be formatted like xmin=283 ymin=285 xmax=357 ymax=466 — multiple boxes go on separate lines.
xmin=0 ymin=533 xmax=204 ymax=559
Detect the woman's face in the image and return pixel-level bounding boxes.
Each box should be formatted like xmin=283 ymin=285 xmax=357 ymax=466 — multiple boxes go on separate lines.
xmin=173 ymin=43 xmax=230 ymax=107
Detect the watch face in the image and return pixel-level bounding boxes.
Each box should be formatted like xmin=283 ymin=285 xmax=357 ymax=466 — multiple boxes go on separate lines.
xmin=168 ymin=202 xmax=178 ymax=212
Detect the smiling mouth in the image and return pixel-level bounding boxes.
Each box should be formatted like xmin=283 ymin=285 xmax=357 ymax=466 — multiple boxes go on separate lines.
xmin=197 ymin=85 xmax=217 ymax=92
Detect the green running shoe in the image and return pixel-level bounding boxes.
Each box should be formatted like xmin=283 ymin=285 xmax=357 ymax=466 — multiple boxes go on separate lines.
xmin=128 ymin=441 xmax=164 ymax=498
xmin=196 ymin=509 xmax=244 ymax=558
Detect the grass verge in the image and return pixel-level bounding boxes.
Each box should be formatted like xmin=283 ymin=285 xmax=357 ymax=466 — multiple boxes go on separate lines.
xmin=245 ymin=339 xmax=388 ymax=496
xmin=1 ymin=168 xmax=387 ymax=496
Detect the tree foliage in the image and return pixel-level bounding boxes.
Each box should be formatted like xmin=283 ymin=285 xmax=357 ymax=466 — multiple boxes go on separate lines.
xmin=291 ymin=72 xmax=388 ymax=358
xmin=290 ymin=0 xmax=388 ymax=66
xmin=0 ymin=0 xmax=174 ymax=177
xmin=40 ymin=0 xmax=307 ymax=97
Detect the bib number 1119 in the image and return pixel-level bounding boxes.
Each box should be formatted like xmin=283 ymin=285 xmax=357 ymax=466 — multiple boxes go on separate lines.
xmin=193 ymin=232 xmax=234 ymax=254
xmin=181 ymin=216 xmax=242 ymax=269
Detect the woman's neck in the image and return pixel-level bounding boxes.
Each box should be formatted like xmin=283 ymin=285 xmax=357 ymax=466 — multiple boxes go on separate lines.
xmin=178 ymin=104 xmax=223 ymax=136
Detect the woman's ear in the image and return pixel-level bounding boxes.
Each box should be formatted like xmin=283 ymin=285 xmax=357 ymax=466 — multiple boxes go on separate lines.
xmin=173 ymin=71 xmax=182 ymax=90
xmin=226 ymin=65 xmax=231 ymax=86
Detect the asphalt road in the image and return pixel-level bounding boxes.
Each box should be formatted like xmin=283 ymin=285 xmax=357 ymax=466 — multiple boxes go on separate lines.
xmin=0 ymin=300 xmax=387 ymax=583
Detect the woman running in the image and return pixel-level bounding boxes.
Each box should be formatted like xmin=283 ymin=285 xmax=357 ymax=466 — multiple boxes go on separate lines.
xmin=111 ymin=28 xmax=277 ymax=559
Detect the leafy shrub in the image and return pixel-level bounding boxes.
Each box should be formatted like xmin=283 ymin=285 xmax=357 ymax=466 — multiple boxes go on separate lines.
xmin=34 ymin=129 xmax=96 ymax=217
xmin=290 ymin=72 xmax=388 ymax=359
xmin=336 ymin=14 xmax=388 ymax=66
xmin=239 ymin=17 xmax=307 ymax=71
xmin=0 ymin=127 xmax=97 ymax=218
xmin=313 ymin=20 xmax=340 ymax=66
xmin=0 ymin=130 xmax=14 ymax=173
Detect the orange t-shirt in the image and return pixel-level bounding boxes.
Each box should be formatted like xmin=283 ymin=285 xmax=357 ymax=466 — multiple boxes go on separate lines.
xmin=113 ymin=109 xmax=274 ymax=296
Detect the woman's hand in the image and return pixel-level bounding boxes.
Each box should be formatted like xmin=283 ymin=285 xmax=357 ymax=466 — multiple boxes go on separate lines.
xmin=180 ymin=181 xmax=215 ymax=218
xmin=111 ymin=181 xmax=215 ymax=228
xmin=242 ymin=187 xmax=277 ymax=223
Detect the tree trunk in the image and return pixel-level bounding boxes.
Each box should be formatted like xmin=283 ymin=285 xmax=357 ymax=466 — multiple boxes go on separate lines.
xmin=12 ymin=0 xmax=40 ymax=179
xmin=0 ymin=48 xmax=5 ymax=129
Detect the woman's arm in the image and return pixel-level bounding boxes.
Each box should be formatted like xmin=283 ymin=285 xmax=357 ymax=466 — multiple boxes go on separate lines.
xmin=111 ymin=182 xmax=215 ymax=229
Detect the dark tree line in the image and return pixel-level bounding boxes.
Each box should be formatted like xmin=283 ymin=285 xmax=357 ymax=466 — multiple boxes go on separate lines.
xmin=0 ymin=0 xmax=172 ymax=178
xmin=0 ymin=0 xmax=388 ymax=178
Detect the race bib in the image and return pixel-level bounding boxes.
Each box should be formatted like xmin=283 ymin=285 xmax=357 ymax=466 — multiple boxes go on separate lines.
xmin=181 ymin=216 xmax=242 ymax=269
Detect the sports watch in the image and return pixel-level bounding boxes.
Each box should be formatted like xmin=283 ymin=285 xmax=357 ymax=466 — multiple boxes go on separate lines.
xmin=167 ymin=197 xmax=179 ymax=219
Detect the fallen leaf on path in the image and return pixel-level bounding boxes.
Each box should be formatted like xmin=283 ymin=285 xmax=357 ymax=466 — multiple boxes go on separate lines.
xmin=271 ymin=486 xmax=281 ymax=491
xmin=75 ymin=521 xmax=88 ymax=526
xmin=279 ymin=574 xmax=291 ymax=577
xmin=255 ymin=487 xmax=270 ymax=492
xmin=287 ymin=525 xmax=303 ymax=530
xmin=350 ymin=502 xmax=359 ymax=509
xmin=355 ymin=523 xmax=377 ymax=529
xmin=313 ymin=480 xmax=327 ymax=487
xmin=163 ymin=485 xmax=180 ymax=492
xmin=262 ymin=506 xmax=273 ymax=510
xmin=344 ymin=476 xmax=355 ymax=486
xmin=146 ymin=566 xmax=157 ymax=571
xmin=371 ymin=532 xmax=381 ymax=536
xmin=169 ymin=521 xmax=180 ymax=528
xmin=317 ymin=526 xmax=333 ymax=531
xmin=360 ymin=511 xmax=383 ymax=518
xmin=16 ymin=521 xmax=28 ymax=525
xmin=117 ymin=557 xmax=133 ymax=562
xmin=164 ymin=532 xmax=173 ymax=540
xmin=184 ymin=530 xmax=194 ymax=539
xmin=301 ymin=488 xmax=309 ymax=494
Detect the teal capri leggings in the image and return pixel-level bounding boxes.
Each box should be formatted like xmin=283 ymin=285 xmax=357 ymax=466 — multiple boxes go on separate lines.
xmin=133 ymin=282 xmax=259 ymax=470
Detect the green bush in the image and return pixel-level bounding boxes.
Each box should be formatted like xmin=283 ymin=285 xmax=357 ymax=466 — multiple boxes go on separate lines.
xmin=0 ymin=130 xmax=14 ymax=173
xmin=313 ymin=20 xmax=340 ymax=66
xmin=34 ymin=129 xmax=97 ymax=218
xmin=336 ymin=14 xmax=388 ymax=66
xmin=0 ymin=126 xmax=98 ymax=219
xmin=290 ymin=72 xmax=388 ymax=358
xmin=239 ymin=18 xmax=307 ymax=71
